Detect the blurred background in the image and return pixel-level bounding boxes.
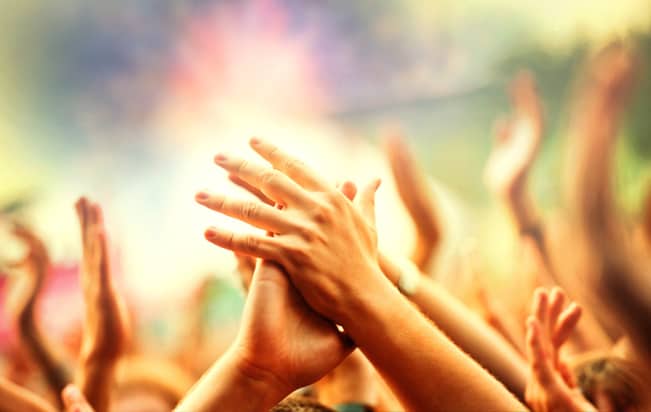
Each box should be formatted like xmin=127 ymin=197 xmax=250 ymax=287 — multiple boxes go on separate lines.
xmin=1 ymin=0 xmax=650 ymax=360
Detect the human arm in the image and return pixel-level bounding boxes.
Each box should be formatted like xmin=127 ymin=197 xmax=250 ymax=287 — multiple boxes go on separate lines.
xmin=195 ymin=137 xmax=527 ymax=411
xmin=74 ymin=198 xmax=130 ymax=412
xmin=175 ymin=260 xmax=352 ymax=412
xmin=0 ymin=377 xmax=57 ymax=412
xmin=383 ymin=133 xmax=441 ymax=271
xmin=378 ymin=252 xmax=528 ymax=400
xmin=10 ymin=225 xmax=70 ymax=404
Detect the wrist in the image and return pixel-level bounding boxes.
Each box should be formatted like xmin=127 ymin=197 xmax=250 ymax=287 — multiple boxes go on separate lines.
xmin=175 ymin=348 xmax=291 ymax=412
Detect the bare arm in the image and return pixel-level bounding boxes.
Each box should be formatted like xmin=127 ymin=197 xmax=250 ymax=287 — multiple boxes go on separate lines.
xmin=564 ymin=44 xmax=651 ymax=360
xmin=0 ymin=377 xmax=56 ymax=412
xmin=11 ymin=225 xmax=69 ymax=405
xmin=378 ymin=252 xmax=528 ymax=400
xmin=383 ymin=133 xmax=441 ymax=271
xmin=74 ymin=198 xmax=130 ymax=412
xmin=195 ymin=138 xmax=527 ymax=412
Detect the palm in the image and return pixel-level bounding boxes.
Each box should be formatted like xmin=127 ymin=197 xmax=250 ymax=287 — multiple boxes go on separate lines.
xmin=76 ymin=198 xmax=129 ymax=360
xmin=235 ymin=261 xmax=351 ymax=390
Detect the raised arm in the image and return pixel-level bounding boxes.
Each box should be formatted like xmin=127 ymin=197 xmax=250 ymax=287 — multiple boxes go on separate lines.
xmin=10 ymin=224 xmax=70 ymax=404
xmin=383 ymin=133 xmax=441 ymax=271
xmin=485 ymin=71 xmax=544 ymax=251
xmin=194 ymin=137 xmax=527 ymax=412
xmin=175 ymin=260 xmax=352 ymax=412
xmin=0 ymin=377 xmax=56 ymax=412
xmin=564 ymin=44 xmax=651 ymax=359
xmin=378 ymin=252 xmax=528 ymax=399
xmin=74 ymin=198 xmax=130 ymax=412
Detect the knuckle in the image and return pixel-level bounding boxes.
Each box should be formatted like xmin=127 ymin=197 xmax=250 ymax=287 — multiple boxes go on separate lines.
xmin=237 ymin=159 xmax=250 ymax=174
xmin=244 ymin=235 xmax=259 ymax=252
xmin=240 ymin=202 xmax=259 ymax=219
xmin=259 ymin=170 xmax=278 ymax=187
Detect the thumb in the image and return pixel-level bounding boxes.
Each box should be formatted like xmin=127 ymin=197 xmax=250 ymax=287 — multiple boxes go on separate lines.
xmin=355 ymin=178 xmax=381 ymax=226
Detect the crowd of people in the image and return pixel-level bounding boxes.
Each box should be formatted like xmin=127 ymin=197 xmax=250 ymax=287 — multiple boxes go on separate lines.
xmin=1 ymin=42 xmax=651 ymax=411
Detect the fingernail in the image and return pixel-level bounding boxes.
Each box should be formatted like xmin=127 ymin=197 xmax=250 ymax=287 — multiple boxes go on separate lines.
xmin=214 ymin=153 xmax=227 ymax=163
xmin=205 ymin=228 xmax=217 ymax=239
xmin=195 ymin=191 xmax=209 ymax=202
xmin=250 ymin=136 xmax=260 ymax=145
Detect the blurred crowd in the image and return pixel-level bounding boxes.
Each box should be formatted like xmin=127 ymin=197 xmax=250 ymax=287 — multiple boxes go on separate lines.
xmin=1 ymin=39 xmax=651 ymax=412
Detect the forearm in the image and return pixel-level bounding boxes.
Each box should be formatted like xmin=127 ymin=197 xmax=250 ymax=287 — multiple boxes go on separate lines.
xmin=379 ymin=254 xmax=527 ymax=398
xmin=18 ymin=312 xmax=70 ymax=402
xmin=174 ymin=348 xmax=289 ymax=412
xmin=75 ymin=352 xmax=118 ymax=412
xmin=340 ymin=272 xmax=526 ymax=412
xmin=0 ymin=377 xmax=56 ymax=412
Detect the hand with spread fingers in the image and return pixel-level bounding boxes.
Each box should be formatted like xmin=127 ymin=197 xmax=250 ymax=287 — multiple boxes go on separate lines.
xmin=74 ymin=197 xmax=130 ymax=412
xmin=525 ymin=287 xmax=596 ymax=412
xmin=195 ymin=137 xmax=385 ymax=328
xmin=175 ymin=260 xmax=352 ymax=412
xmin=196 ymin=138 xmax=527 ymax=412
xmin=383 ymin=133 xmax=441 ymax=271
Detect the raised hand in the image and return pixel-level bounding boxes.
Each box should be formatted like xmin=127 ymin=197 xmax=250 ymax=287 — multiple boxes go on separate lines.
xmin=524 ymin=287 xmax=596 ymax=412
xmin=485 ymin=71 xmax=543 ymax=201
xmin=175 ymin=260 xmax=352 ymax=412
xmin=74 ymin=197 xmax=130 ymax=412
xmin=10 ymin=224 xmax=69 ymax=402
xmin=195 ymin=137 xmax=384 ymax=327
xmin=383 ymin=133 xmax=441 ymax=271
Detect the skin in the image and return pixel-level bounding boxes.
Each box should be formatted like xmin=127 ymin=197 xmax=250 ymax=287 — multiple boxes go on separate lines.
xmin=378 ymin=252 xmax=528 ymax=400
xmin=74 ymin=198 xmax=130 ymax=412
xmin=383 ymin=133 xmax=441 ymax=271
xmin=485 ymin=71 xmax=612 ymax=351
xmin=0 ymin=377 xmax=56 ymax=412
xmin=175 ymin=260 xmax=352 ymax=412
xmin=10 ymin=224 xmax=70 ymax=405
xmin=195 ymin=137 xmax=526 ymax=412
xmin=564 ymin=43 xmax=651 ymax=364
xmin=62 ymin=385 xmax=95 ymax=412
xmin=233 ymin=151 xmax=528 ymax=400
xmin=524 ymin=288 xmax=596 ymax=412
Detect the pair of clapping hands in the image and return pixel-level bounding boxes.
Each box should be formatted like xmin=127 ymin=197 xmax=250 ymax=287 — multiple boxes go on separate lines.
xmin=192 ymin=137 xmax=385 ymax=402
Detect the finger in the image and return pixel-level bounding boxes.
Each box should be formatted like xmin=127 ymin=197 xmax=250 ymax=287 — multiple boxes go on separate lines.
xmin=214 ymin=153 xmax=311 ymax=207
xmin=354 ymin=178 xmax=381 ymax=226
xmin=62 ymin=384 xmax=95 ymax=412
xmin=96 ymin=231 xmax=111 ymax=287
xmin=204 ymin=226 xmax=283 ymax=261
xmin=229 ymin=174 xmax=274 ymax=206
xmin=195 ymin=191 xmax=299 ymax=234
xmin=532 ymin=288 xmax=549 ymax=330
xmin=552 ymin=302 xmax=582 ymax=348
xmin=234 ymin=253 xmax=256 ymax=292
xmin=548 ymin=287 xmax=566 ymax=333
xmin=493 ymin=116 xmax=512 ymax=144
xmin=249 ymin=137 xmax=330 ymax=190
xmin=75 ymin=197 xmax=89 ymax=247
xmin=338 ymin=180 xmax=357 ymax=201
xmin=526 ymin=317 xmax=554 ymax=385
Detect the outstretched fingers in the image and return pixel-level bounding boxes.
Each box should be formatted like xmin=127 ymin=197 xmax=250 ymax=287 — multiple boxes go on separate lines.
xmin=552 ymin=303 xmax=582 ymax=348
xmin=249 ymin=137 xmax=330 ymax=191
xmin=526 ymin=317 xmax=554 ymax=385
xmin=214 ymin=153 xmax=311 ymax=207
xmin=195 ymin=191 xmax=298 ymax=234
xmin=204 ymin=226 xmax=284 ymax=261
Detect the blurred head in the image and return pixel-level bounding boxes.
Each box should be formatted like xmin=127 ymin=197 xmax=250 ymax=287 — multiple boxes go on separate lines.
xmin=270 ymin=396 xmax=336 ymax=412
xmin=574 ymin=356 xmax=649 ymax=412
